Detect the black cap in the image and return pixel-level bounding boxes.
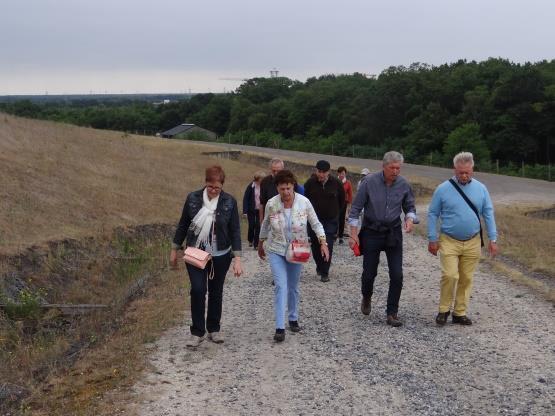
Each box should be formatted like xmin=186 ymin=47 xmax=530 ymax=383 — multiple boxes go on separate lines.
xmin=315 ymin=160 xmax=331 ymax=171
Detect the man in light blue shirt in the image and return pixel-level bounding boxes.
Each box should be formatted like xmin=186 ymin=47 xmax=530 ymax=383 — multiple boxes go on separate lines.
xmin=428 ymin=152 xmax=498 ymax=326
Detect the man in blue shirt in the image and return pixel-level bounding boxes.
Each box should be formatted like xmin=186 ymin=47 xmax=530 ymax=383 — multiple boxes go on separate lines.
xmin=349 ymin=151 xmax=417 ymax=327
xmin=428 ymin=152 xmax=498 ymax=326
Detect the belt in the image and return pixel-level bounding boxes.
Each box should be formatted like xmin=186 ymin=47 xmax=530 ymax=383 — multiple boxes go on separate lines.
xmin=444 ymin=232 xmax=479 ymax=242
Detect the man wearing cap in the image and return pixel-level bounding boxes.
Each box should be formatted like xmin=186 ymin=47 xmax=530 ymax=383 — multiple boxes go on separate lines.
xmin=357 ymin=168 xmax=370 ymax=192
xmin=304 ymin=160 xmax=345 ymax=282
xmin=348 ymin=151 xmax=416 ymax=327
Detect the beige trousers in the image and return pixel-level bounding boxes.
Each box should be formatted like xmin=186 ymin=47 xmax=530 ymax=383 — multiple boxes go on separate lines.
xmin=438 ymin=233 xmax=481 ymax=316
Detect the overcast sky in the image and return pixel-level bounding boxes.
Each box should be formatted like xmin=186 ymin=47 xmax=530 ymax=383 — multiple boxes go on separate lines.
xmin=1 ymin=0 xmax=554 ymax=95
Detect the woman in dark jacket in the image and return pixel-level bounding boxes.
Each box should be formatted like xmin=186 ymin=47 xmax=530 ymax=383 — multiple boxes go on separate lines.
xmin=242 ymin=171 xmax=265 ymax=249
xmin=170 ymin=165 xmax=243 ymax=348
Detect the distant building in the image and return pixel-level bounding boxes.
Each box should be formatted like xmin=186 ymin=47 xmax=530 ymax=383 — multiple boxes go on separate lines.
xmin=153 ymin=99 xmax=171 ymax=106
xmin=159 ymin=123 xmax=217 ymax=140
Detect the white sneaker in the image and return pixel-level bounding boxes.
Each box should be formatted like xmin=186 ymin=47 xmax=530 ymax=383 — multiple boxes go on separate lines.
xmin=208 ymin=331 xmax=224 ymax=344
xmin=186 ymin=334 xmax=205 ymax=348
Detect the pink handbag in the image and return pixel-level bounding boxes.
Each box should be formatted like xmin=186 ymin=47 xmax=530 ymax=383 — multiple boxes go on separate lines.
xmin=285 ymin=240 xmax=311 ymax=264
xmin=183 ymin=247 xmax=212 ymax=269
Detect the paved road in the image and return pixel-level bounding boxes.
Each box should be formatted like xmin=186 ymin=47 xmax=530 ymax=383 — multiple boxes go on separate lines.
xmin=188 ymin=141 xmax=555 ymax=205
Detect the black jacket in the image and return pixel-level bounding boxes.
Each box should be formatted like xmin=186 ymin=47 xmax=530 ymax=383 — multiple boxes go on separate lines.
xmin=173 ymin=189 xmax=242 ymax=256
xmin=304 ymin=175 xmax=345 ymax=220
xmin=242 ymin=182 xmax=257 ymax=214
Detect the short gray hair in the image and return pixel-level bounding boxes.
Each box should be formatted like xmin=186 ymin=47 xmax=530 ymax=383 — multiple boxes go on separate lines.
xmin=383 ymin=151 xmax=404 ymax=166
xmin=453 ymin=152 xmax=474 ymax=167
xmin=269 ymin=158 xmax=284 ymax=168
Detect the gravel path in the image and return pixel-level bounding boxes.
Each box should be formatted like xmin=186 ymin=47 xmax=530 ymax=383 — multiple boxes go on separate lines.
xmin=129 ymin=233 xmax=554 ymax=415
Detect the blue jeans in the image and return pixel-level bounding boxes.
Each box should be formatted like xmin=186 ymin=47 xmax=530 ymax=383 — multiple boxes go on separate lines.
xmin=268 ymin=252 xmax=303 ymax=329
xmin=360 ymin=227 xmax=403 ymax=315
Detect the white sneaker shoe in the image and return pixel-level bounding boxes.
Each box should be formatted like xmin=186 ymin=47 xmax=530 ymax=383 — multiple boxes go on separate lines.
xmin=186 ymin=334 xmax=205 ymax=348
xmin=208 ymin=331 xmax=224 ymax=344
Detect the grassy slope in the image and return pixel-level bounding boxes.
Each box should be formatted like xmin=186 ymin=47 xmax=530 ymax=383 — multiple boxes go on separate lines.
xmin=0 ymin=113 xmax=263 ymax=415
xmin=0 ymin=113 xmax=256 ymax=254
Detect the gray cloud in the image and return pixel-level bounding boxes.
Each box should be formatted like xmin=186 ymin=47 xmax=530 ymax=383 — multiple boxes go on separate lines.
xmin=1 ymin=0 xmax=554 ymax=93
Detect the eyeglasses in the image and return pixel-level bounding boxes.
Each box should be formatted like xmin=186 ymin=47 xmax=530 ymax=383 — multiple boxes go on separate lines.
xmin=206 ymin=185 xmax=222 ymax=191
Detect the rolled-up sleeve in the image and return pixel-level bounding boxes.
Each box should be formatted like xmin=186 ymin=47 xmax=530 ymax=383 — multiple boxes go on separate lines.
xmin=402 ymin=184 xmax=417 ymax=222
xmin=348 ymin=182 xmax=367 ymax=228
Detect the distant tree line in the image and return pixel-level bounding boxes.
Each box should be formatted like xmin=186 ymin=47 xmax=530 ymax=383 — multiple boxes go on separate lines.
xmin=2 ymin=58 xmax=554 ymax=180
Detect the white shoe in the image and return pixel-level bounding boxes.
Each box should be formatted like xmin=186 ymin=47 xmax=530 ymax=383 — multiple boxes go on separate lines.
xmin=208 ymin=331 xmax=224 ymax=344
xmin=186 ymin=334 xmax=205 ymax=348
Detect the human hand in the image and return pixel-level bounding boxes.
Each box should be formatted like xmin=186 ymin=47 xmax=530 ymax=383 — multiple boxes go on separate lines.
xmin=232 ymin=258 xmax=243 ymax=277
xmin=404 ymin=218 xmax=414 ymax=233
xmin=170 ymin=249 xmax=179 ymax=269
xmin=488 ymin=241 xmax=498 ymax=258
xmin=428 ymin=242 xmax=439 ymax=256
xmin=349 ymin=232 xmax=359 ymax=250
xmin=257 ymin=242 xmax=266 ymax=260
xmin=321 ymin=243 xmax=330 ymax=262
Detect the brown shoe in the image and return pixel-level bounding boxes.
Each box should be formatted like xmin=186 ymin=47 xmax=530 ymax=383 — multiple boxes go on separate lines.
xmin=386 ymin=314 xmax=403 ymax=327
xmin=435 ymin=311 xmax=450 ymax=326
xmin=361 ymin=295 xmax=371 ymax=315
xmin=452 ymin=315 xmax=473 ymax=325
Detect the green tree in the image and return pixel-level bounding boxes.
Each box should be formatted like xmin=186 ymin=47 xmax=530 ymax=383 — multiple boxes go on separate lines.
xmin=443 ymin=123 xmax=490 ymax=168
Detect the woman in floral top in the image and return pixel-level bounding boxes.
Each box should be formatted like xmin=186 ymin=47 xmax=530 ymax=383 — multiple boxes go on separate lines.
xmin=258 ymin=170 xmax=329 ymax=342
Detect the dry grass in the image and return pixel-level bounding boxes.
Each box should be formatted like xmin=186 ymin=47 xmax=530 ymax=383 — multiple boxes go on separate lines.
xmin=414 ymin=201 xmax=555 ymax=285
xmin=0 ymin=113 xmax=257 ymax=255
xmin=494 ymin=204 xmax=555 ymax=277
xmin=0 ymin=113 xmax=265 ymax=414
xmin=24 ymin=265 xmax=188 ymax=416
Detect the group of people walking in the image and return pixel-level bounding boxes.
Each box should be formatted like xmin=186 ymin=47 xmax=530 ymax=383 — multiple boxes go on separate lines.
xmin=169 ymin=151 xmax=498 ymax=346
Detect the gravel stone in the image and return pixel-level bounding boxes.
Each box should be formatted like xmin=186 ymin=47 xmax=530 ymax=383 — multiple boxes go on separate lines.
xmin=129 ymin=233 xmax=555 ymax=415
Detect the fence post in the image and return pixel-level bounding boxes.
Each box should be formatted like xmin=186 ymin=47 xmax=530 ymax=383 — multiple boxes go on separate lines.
xmin=496 ymin=159 xmax=499 ymax=174
xmin=352 ymin=145 xmax=355 ymax=157
xmin=522 ymin=161 xmax=525 ymax=177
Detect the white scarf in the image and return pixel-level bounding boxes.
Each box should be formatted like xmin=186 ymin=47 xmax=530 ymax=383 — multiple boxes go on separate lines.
xmin=190 ymin=188 xmax=219 ymax=248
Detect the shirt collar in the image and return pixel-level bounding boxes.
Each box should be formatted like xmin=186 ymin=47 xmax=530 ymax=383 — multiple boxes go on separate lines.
xmin=453 ymin=175 xmax=472 ymax=186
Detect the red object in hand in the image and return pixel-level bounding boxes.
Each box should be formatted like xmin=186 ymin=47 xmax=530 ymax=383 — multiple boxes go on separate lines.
xmin=352 ymin=242 xmax=361 ymax=257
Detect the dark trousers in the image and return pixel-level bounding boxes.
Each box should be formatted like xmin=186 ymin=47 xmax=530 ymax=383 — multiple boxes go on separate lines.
xmin=338 ymin=204 xmax=348 ymax=239
xmin=308 ymin=218 xmax=338 ymax=277
xmin=186 ymin=252 xmax=232 ymax=336
xmin=360 ymin=227 xmax=403 ymax=315
xmin=247 ymin=209 xmax=260 ymax=247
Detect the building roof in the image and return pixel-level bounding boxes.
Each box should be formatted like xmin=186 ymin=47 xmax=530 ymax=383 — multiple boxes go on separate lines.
xmin=160 ymin=123 xmax=195 ymax=137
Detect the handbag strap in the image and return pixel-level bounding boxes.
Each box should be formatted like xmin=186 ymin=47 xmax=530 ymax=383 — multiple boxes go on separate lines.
xmin=208 ymin=219 xmax=216 ymax=279
xmin=448 ymin=179 xmax=484 ymax=247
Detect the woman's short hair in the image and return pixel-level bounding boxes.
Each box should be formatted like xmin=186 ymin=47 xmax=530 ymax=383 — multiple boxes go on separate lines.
xmin=205 ymin=165 xmax=225 ymax=184
xmin=337 ymin=166 xmax=347 ymax=174
xmin=274 ymin=169 xmax=297 ymax=186
xmin=254 ymin=170 xmax=266 ymax=181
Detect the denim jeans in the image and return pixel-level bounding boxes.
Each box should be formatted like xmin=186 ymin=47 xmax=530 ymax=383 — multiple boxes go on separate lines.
xmin=186 ymin=252 xmax=232 ymax=337
xmin=360 ymin=227 xmax=403 ymax=315
xmin=308 ymin=218 xmax=338 ymax=276
xmin=268 ymin=252 xmax=303 ymax=329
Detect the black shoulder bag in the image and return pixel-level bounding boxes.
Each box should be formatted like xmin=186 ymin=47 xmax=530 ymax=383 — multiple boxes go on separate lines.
xmin=448 ymin=179 xmax=484 ymax=247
